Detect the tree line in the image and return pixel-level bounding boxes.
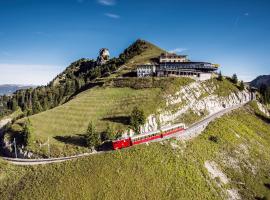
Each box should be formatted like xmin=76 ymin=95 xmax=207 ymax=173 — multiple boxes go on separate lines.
xmin=259 ymin=84 xmax=270 ymax=104
xmin=0 ymin=40 xmax=148 ymax=119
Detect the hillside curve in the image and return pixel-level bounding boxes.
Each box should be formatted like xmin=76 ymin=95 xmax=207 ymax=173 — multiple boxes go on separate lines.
xmin=1 ymin=100 xmax=250 ymax=165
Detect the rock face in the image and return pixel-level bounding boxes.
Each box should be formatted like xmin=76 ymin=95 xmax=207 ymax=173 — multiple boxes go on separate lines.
xmin=140 ymin=81 xmax=253 ymax=133
xmin=256 ymin=101 xmax=270 ymax=117
xmin=96 ymin=48 xmax=110 ymax=65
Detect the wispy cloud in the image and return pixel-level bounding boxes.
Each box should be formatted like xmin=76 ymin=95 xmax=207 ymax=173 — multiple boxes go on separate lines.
xmin=169 ymin=48 xmax=188 ymax=54
xmin=98 ymin=0 xmax=116 ymax=6
xmin=105 ymin=13 xmax=120 ymax=19
xmin=234 ymin=12 xmax=250 ymax=27
xmin=77 ymin=0 xmax=84 ymax=3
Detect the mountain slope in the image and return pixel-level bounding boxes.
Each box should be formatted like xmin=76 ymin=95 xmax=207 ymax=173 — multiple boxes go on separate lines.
xmin=0 ymin=39 xmax=163 ymax=118
xmin=1 ymin=103 xmax=270 ymax=200
xmin=250 ymin=75 xmax=270 ymax=88
xmin=9 ymin=78 xmax=193 ymax=156
xmin=4 ymin=77 xmax=248 ymax=157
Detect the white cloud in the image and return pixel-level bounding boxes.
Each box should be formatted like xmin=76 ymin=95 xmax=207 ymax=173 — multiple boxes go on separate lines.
xmin=98 ymin=0 xmax=116 ymax=6
xmin=244 ymin=12 xmax=249 ymax=16
xmin=169 ymin=48 xmax=188 ymax=54
xmin=105 ymin=13 xmax=120 ymax=19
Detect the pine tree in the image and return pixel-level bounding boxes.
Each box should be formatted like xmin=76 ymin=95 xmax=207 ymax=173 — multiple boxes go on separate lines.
xmin=217 ymin=71 xmax=223 ymax=81
xmin=239 ymin=81 xmax=245 ymax=91
xmin=11 ymin=98 xmax=18 ymax=111
xmin=101 ymin=124 xmax=114 ymax=141
xmin=232 ymin=74 xmax=238 ymax=84
xmin=23 ymin=119 xmax=34 ymax=147
xmin=33 ymin=101 xmax=43 ymax=114
xmin=85 ymin=121 xmax=101 ymax=148
xmin=130 ymin=106 xmax=146 ymax=134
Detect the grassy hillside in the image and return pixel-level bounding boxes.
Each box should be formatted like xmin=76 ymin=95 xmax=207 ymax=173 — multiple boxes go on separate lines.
xmin=113 ymin=39 xmax=165 ymax=77
xmin=7 ymin=77 xmax=242 ymax=157
xmin=9 ymin=78 xmax=193 ymax=156
xmin=1 ymin=103 xmax=270 ymax=200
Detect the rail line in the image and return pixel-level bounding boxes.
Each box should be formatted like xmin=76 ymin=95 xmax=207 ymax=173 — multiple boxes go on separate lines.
xmin=1 ymin=101 xmax=249 ymax=165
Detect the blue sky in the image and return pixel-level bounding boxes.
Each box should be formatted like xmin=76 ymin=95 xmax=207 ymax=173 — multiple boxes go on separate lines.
xmin=0 ymin=0 xmax=269 ymax=85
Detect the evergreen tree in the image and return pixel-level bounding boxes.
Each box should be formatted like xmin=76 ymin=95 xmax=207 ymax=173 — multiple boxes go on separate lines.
xmin=130 ymin=106 xmax=146 ymax=134
xmin=101 ymin=124 xmax=114 ymax=141
xmin=33 ymin=101 xmax=43 ymax=114
xmin=259 ymin=84 xmax=270 ymax=104
xmin=232 ymin=74 xmax=238 ymax=84
xmin=217 ymin=71 xmax=223 ymax=81
xmin=11 ymin=98 xmax=18 ymax=111
xmin=85 ymin=121 xmax=101 ymax=148
xmin=239 ymin=81 xmax=245 ymax=91
xmin=23 ymin=119 xmax=34 ymax=147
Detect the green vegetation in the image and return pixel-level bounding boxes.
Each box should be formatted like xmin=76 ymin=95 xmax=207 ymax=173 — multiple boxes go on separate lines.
xmin=0 ymin=39 xmax=162 ymax=119
xmin=217 ymin=71 xmax=223 ymax=81
xmin=22 ymin=119 xmax=34 ymax=147
xmin=259 ymin=84 xmax=270 ymax=105
xmin=1 ymin=104 xmax=270 ymax=199
xmin=6 ymin=77 xmax=193 ymax=156
xmin=231 ymin=73 xmax=238 ymax=84
xmin=130 ymin=106 xmax=146 ymax=133
xmin=205 ymin=78 xmax=239 ymax=97
xmin=113 ymin=39 xmax=165 ymax=77
xmin=85 ymin=121 xmax=101 ymax=148
xmin=239 ymin=80 xmax=245 ymax=91
xmin=175 ymin=109 xmax=208 ymax=126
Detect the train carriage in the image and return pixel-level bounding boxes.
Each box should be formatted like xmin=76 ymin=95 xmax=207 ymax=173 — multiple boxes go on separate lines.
xmin=112 ymin=123 xmax=186 ymax=150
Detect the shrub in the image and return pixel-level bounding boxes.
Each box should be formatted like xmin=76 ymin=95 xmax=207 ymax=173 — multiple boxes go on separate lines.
xmin=208 ymin=135 xmax=219 ymax=143
xmin=217 ymin=71 xmax=223 ymax=81
xmin=239 ymin=81 xmax=245 ymax=91
xmin=101 ymin=125 xmax=114 ymax=142
xmin=130 ymin=107 xmax=146 ymax=134
xmin=231 ymin=74 xmax=238 ymax=84
xmin=85 ymin=121 xmax=101 ymax=148
xmin=22 ymin=119 xmax=34 ymax=147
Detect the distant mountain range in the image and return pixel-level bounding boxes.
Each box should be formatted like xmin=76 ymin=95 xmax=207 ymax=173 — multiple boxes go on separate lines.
xmin=0 ymin=84 xmax=35 ymax=95
xmin=250 ymin=75 xmax=270 ymax=88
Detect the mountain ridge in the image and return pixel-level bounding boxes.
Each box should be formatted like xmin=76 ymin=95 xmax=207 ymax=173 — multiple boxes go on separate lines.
xmin=0 ymin=39 xmax=162 ymax=118
xmin=250 ymin=75 xmax=270 ymax=88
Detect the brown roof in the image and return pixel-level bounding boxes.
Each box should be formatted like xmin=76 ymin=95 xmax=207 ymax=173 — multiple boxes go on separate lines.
xmin=160 ymin=53 xmax=187 ymax=59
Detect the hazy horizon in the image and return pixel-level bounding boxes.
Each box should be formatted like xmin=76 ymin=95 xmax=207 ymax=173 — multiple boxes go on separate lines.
xmin=1 ymin=0 xmax=270 ymax=85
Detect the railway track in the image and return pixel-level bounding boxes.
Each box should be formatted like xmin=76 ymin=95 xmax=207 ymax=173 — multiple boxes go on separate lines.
xmin=1 ymin=101 xmax=249 ymax=165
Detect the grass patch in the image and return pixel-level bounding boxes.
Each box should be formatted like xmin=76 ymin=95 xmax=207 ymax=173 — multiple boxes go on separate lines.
xmin=1 ymin=105 xmax=270 ymax=199
xmin=205 ymin=78 xmax=239 ymax=97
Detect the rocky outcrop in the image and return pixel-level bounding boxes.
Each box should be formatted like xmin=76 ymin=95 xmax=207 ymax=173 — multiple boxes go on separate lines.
xmin=96 ymin=48 xmax=110 ymax=65
xmin=141 ymin=81 xmax=252 ymax=133
xmin=256 ymin=101 xmax=270 ymax=117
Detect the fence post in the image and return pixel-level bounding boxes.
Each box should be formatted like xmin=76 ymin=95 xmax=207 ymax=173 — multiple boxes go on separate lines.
xmin=13 ymin=138 xmax=17 ymax=158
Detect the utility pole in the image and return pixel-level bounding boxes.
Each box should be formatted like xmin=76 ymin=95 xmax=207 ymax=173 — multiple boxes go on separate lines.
xmin=13 ymin=138 xmax=17 ymax=158
xmin=48 ymin=137 xmax=50 ymax=158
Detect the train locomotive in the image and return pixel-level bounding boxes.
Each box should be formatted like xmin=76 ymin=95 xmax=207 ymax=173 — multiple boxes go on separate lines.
xmin=112 ymin=123 xmax=186 ymax=150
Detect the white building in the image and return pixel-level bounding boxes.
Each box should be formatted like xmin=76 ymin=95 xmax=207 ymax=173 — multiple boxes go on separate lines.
xmin=137 ymin=64 xmax=156 ymax=77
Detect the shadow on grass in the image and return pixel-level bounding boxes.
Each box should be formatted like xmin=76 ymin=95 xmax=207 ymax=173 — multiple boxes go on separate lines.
xmin=54 ymin=134 xmax=87 ymax=147
xmin=98 ymin=141 xmax=114 ymax=151
xmin=102 ymin=116 xmax=130 ymax=125
xmin=255 ymin=113 xmax=270 ymax=124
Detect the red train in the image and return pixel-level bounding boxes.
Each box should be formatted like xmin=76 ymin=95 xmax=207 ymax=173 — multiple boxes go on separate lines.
xmin=112 ymin=123 xmax=186 ymax=150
